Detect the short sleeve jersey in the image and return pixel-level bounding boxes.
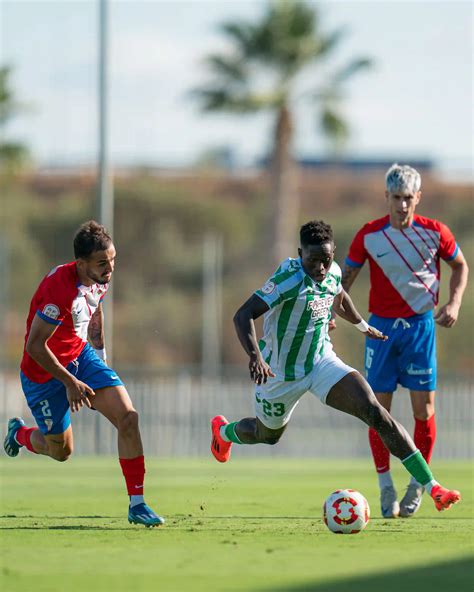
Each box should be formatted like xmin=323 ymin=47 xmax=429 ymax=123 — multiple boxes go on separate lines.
xmin=255 ymin=257 xmax=342 ymax=382
xmin=346 ymin=214 xmax=459 ymax=317
xmin=20 ymin=262 xmax=108 ymax=383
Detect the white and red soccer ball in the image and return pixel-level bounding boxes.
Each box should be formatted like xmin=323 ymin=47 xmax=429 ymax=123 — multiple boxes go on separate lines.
xmin=323 ymin=489 xmax=370 ymax=534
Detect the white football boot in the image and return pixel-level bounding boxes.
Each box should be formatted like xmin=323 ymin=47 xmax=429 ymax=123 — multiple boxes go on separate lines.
xmin=399 ymin=483 xmax=424 ymax=517
xmin=380 ymin=485 xmax=400 ymax=518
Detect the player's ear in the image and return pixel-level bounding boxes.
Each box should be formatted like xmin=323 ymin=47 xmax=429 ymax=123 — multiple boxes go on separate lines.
xmin=75 ymin=257 xmax=88 ymax=273
xmin=415 ymin=191 xmax=422 ymax=205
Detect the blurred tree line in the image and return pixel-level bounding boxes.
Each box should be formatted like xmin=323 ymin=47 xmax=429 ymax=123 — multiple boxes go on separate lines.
xmin=0 ymin=66 xmax=30 ymax=172
xmin=1 ymin=169 xmax=472 ymax=379
xmin=193 ymin=0 xmax=372 ymax=266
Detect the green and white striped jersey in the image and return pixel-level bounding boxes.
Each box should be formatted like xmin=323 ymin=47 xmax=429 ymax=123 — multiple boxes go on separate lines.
xmin=255 ymin=257 xmax=342 ymax=381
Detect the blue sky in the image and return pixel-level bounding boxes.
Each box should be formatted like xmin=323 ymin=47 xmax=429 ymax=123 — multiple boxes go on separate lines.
xmin=1 ymin=1 xmax=473 ymax=178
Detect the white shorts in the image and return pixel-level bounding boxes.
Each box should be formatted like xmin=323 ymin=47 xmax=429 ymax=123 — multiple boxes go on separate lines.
xmin=254 ymin=352 xmax=356 ymax=429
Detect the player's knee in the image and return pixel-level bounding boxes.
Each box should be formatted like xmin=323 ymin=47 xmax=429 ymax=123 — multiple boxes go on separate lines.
xmin=50 ymin=445 xmax=73 ymax=462
xmin=262 ymin=435 xmax=281 ymax=445
xmin=259 ymin=431 xmax=282 ymax=445
xmin=118 ymin=409 xmax=139 ymax=436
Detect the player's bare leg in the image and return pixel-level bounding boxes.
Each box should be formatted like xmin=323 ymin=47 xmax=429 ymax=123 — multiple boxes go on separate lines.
xmin=93 ymin=385 xmax=164 ymax=527
xmin=234 ymin=417 xmax=286 ymax=445
xmin=399 ymin=389 xmax=437 ymax=517
xmin=4 ymin=418 xmax=73 ymax=462
xmin=93 ymin=385 xmax=143 ymax=457
xmin=211 ymin=415 xmax=286 ymax=462
xmin=327 ymin=372 xmax=414 ymax=458
xmin=368 ymin=391 xmax=399 ymax=517
xmin=326 ymin=372 xmax=460 ymax=513
xmin=35 ymin=427 xmax=74 ymax=461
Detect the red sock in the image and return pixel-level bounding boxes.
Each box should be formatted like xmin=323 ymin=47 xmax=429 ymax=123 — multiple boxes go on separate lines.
xmin=16 ymin=426 xmax=38 ymax=453
xmin=414 ymin=415 xmax=436 ymax=464
xmin=368 ymin=428 xmax=390 ymax=473
xmin=119 ymin=455 xmax=145 ymax=496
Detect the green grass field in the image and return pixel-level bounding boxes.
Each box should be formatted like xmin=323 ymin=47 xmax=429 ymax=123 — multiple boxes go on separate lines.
xmin=0 ymin=457 xmax=472 ymax=592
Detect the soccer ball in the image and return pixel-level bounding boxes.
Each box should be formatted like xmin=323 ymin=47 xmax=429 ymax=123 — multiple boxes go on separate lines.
xmin=323 ymin=489 xmax=370 ymax=534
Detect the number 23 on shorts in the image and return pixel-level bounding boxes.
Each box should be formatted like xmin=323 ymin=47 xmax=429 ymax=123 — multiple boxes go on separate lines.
xmin=255 ymin=392 xmax=285 ymax=417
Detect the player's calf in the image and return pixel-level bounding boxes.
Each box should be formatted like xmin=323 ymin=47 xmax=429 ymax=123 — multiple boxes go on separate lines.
xmin=48 ymin=444 xmax=73 ymax=462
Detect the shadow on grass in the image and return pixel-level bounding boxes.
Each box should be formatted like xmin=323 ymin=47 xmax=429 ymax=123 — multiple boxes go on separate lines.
xmin=0 ymin=515 xmax=133 ymax=530
xmin=0 ymin=525 xmax=133 ymax=531
xmin=267 ymin=557 xmax=473 ymax=592
xmin=0 ymin=515 xmax=119 ymax=519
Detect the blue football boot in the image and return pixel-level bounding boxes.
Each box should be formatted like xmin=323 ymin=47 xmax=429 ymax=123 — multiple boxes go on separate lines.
xmin=128 ymin=503 xmax=165 ymax=528
xmin=4 ymin=417 xmax=26 ymax=457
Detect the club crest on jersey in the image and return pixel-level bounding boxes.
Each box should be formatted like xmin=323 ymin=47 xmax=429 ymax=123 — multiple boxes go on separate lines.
xmin=288 ymin=260 xmax=300 ymax=272
xmin=261 ymin=281 xmax=276 ymax=295
xmin=42 ymin=304 xmax=60 ymax=320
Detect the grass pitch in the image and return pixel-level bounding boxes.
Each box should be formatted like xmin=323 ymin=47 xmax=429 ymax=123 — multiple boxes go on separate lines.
xmin=0 ymin=457 xmax=472 ymax=592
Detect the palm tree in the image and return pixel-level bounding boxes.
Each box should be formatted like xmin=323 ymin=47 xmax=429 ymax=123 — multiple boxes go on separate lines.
xmin=192 ymin=1 xmax=372 ymax=264
xmin=0 ymin=66 xmax=29 ymax=172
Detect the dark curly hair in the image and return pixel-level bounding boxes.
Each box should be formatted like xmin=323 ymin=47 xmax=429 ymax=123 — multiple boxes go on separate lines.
xmin=300 ymin=220 xmax=333 ymax=247
xmin=74 ymin=220 xmax=112 ymax=259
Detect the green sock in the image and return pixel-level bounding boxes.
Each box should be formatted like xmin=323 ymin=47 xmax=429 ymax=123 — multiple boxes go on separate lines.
xmin=224 ymin=422 xmax=243 ymax=444
xmin=402 ymin=450 xmax=433 ymax=486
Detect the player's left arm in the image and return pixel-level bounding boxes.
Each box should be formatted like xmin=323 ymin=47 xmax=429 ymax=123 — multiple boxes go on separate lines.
xmin=88 ymin=302 xmax=107 ymax=362
xmin=332 ymin=289 xmax=387 ymax=341
xmin=435 ymin=250 xmax=469 ymax=328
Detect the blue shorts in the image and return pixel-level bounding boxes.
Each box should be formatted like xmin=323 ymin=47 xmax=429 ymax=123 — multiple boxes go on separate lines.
xmin=365 ymin=311 xmax=436 ymax=393
xmin=20 ymin=343 xmax=124 ymax=435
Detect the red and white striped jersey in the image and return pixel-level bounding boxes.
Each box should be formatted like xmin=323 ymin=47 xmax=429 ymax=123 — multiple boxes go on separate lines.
xmin=21 ymin=262 xmax=108 ymax=383
xmin=346 ymin=215 xmax=459 ymax=318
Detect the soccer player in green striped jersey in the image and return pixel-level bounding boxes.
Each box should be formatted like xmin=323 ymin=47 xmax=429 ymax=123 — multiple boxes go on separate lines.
xmin=210 ymin=220 xmax=461 ymax=513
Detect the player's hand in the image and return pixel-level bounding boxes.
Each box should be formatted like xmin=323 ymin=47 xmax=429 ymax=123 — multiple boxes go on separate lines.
xmin=66 ymin=378 xmax=95 ymax=412
xmin=364 ymin=326 xmax=388 ymax=341
xmin=249 ymin=354 xmax=275 ymax=385
xmin=434 ymin=302 xmax=459 ymax=328
xmin=328 ymin=318 xmax=337 ymax=332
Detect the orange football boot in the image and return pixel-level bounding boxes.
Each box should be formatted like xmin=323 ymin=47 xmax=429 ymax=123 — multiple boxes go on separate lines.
xmin=430 ymin=484 xmax=461 ymax=511
xmin=210 ymin=415 xmax=232 ymax=463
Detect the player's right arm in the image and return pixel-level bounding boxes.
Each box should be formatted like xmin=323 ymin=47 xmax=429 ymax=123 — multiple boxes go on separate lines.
xmin=328 ymin=263 xmax=363 ymax=331
xmin=26 ymin=315 xmax=95 ymax=412
xmin=342 ymin=224 xmax=368 ymax=293
xmin=233 ymin=294 xmax=276 ymax=385
xmin=341 ymin=264 xmax=362 ymax=292
xmin=330 ymin=227 xmax=366 ymax=330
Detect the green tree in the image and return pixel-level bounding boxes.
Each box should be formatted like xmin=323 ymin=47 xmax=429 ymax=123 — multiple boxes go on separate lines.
xmin=0 ymin=66 xmax=29 ymax=172
xmin=192 ymin=1 xmax=372 ymax=264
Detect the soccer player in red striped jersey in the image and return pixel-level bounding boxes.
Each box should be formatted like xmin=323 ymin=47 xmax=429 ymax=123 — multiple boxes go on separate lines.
xmin=3 ymin=221 xmax=164 ymax=527
xmin=341 ymin=164 xmax=468 ymax=518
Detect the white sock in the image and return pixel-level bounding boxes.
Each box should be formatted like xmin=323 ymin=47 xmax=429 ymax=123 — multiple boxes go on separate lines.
xmin=424 ymin=480 xmax=439 ymax=495
xmin=130 ymin=495 xmax=145 ymax=508
xmin=220 ymin=425 xmax=231 ymax=442
xmin=378 ymin=471 xmax=394 ymax=489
